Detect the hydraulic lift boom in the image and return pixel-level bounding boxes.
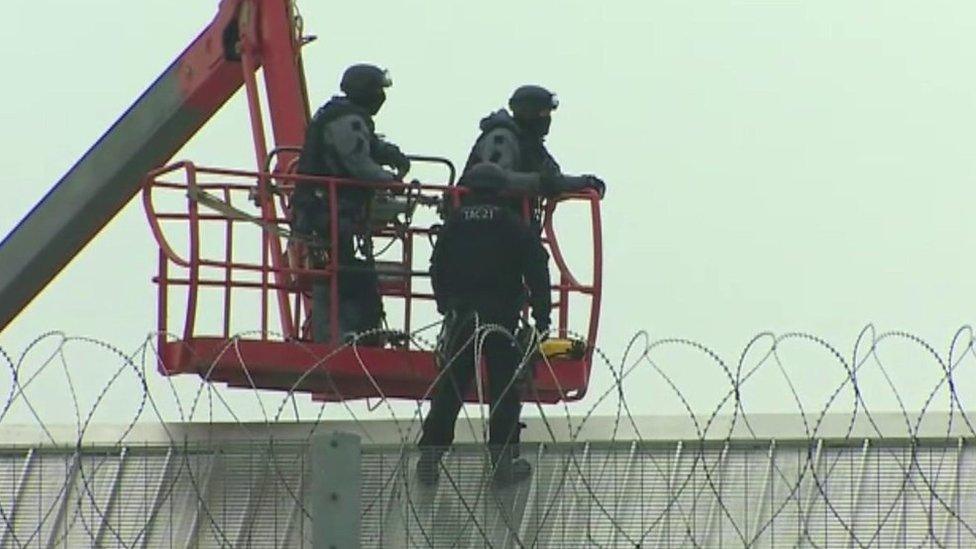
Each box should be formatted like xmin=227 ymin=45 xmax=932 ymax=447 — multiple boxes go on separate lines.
xmin=0 ymin=0 xmax=309 ymax=332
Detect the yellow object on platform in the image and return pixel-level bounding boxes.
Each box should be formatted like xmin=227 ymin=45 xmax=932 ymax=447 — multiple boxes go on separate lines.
xmin=539 ymin=338 xmax=586 ymax=360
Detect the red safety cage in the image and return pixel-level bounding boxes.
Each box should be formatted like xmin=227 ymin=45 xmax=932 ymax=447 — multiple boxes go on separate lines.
xmin=143 ymin=161 xmax=602 ymax=403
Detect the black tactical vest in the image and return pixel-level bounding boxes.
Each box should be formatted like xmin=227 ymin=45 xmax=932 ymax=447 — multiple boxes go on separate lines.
xmin=294 ymin=97 xmax=376 ymax=212
xmin=462 ymin=126 xmax=559 ymax=227
xmin=297 ymin=97 xmax=375 ymax=177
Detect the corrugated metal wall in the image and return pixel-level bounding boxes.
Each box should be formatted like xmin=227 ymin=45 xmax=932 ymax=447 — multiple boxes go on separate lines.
xmin=0 ymin=444 xmax=311 ymax=548
xmin=1 ymin=437 xmax=972 ymax=547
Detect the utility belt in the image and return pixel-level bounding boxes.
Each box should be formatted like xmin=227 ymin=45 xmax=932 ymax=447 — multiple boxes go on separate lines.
xmin=293 ymin=195 xmax=368 ymax=231
xmin=433 ymin=308 xmax=516 ymax=369
xmin=292 ymin=191 xmax=376 ymax=263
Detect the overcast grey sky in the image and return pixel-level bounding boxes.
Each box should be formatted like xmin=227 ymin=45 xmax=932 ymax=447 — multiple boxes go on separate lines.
xmin=2 ymin=1 xmax=975 ymax=427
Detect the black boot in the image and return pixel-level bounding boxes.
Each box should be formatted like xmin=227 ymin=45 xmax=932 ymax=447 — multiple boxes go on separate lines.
xmin=490 ymin=446 xmax=531 ymax=488
xmin=492 ymin=458 xmax=532 ymax=487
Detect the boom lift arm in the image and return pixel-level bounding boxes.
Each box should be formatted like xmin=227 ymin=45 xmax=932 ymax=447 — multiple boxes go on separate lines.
xmin=0 ymin=0 xmax=309 ymax=332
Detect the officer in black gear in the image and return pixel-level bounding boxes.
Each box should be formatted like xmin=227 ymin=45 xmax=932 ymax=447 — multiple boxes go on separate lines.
xmin=293 ymin=64 xmax=410 ymax=341
xmin=417 ymin=163 xmax=552 ymax=487
xmin=462 ymin=85 xmax=606 ymax=224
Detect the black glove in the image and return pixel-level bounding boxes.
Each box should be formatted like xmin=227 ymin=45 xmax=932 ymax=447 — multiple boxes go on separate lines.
xmin=376 ymin=142 xmax=410 ymax=179
xmin=388 ymin=146 xmax=410 ymax=179
xmin=393 ymin=152 xmax=411 ymax=180
xmin=557 ymin=174 xmax=604 ymax=198
xmin=582 ymin=175 xmax=606 ymax=199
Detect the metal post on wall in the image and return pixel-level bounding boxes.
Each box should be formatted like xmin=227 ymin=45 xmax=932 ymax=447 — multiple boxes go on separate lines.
xmin=311 ymin=431 xmax=362 ymax=548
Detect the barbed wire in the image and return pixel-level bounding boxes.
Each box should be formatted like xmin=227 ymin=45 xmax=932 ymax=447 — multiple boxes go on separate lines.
xmin=1 ymin=324 xmax=975 ymax=547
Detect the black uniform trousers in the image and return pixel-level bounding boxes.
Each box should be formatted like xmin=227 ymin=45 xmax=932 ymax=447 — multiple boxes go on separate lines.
xmin=419 ymin=308 xmax=522 ymax=458
xmin=294 ymin=196 xmax=379 ymax=340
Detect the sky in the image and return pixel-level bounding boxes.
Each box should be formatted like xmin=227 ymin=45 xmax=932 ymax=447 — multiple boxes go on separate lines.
xmin=2 ymin=1 xmax=976 ymax=431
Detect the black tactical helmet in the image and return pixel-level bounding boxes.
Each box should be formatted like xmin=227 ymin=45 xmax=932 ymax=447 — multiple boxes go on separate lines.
xmin=508 ymin=85 xmax=559 ymax=117
xmin=340 ymin=64 xmax=393 ymax=97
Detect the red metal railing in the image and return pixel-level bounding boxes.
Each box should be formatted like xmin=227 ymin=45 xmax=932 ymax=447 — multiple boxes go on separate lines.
xmin=142 ymin=161 xmax=602 ymax=391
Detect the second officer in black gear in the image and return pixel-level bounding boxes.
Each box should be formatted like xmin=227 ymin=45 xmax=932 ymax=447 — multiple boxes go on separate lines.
xmin=462 ymin=85 xmax=606 ymax=225
xmin=417 ymin=163 xmax=552 ymax=487
xmin=293 ymin=63 xmax=410 ymax=341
